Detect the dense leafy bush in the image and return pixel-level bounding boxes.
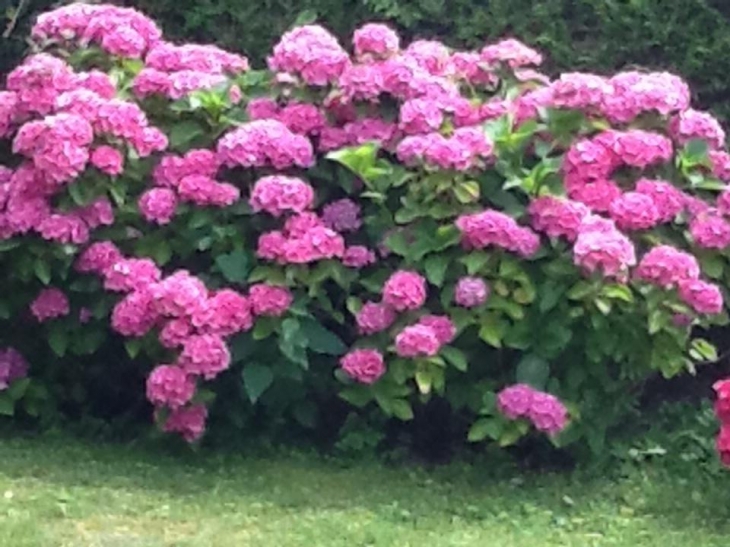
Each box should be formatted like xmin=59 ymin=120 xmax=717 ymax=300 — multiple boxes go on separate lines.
xmin=2 ymin=3 xmax=730 ymax=460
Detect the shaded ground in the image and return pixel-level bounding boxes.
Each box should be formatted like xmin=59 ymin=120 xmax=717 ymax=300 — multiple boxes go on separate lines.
xmin=0 ymin=432 xmax=728 ymax=546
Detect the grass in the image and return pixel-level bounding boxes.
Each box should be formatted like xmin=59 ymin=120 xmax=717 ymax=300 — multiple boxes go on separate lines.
xmin=0 ymin=432 xmax=729 ymax=546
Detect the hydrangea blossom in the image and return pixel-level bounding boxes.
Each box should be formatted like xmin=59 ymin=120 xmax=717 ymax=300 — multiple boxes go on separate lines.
xmin=454 ymin=277 xmax=489 ymax=308
xmin=340 ymin=349 xmax=386 ymax=384
xmin=146 ymin=365 xmax=196 ymax=409
xmin=395 ymin=324 xmax=441 ymax=357
xmin=383 ymin=271 xmax=427 ymax=312
xmin=30 ymin=288 xmax=70 ymax=322
xmin=497 ymin=384 xmax=568 ymax=435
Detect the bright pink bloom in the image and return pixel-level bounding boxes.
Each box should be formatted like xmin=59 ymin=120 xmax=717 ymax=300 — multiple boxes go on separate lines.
xmin=139 ymin=188 xmax=177 ymax=224
xmin=277 ymin=103 xmax=326 ymax=135
xmin=250 ymin=176 xmax=314 ymax=217
xmin=0 ymin=348 xmax=28 ymax=390
xmin=340 ymin=349 xmax=386 ymax=384
xmin=677 ymin=279 xmax=724 ymax=315
xmin=417 ymin=315 xmax=456 ymax=345
xmin=481 ymin=39 xmax=542 ymax=68
xmin=549 ymin=72 xmax=611 ymax=111
xmin=339 ymin=63 xmax=384 ymax=101
xmin=635 ymin=179 xmax=685 ymax=223
xmin=30 ymin=288 xmax=69 ymax=322
xmin=193 ymin=289 xmax=253 ymax=336
xmin=37 ymin=214 xmax=89 ymax=245
xmin=177 ymin=176 xmax=240 ymax=208
xmin=161 ymin=404 xmax=208 ymax=442
xmin=342 ymin=246 xmax=376 ymax=268
xmin=383 ymin=270 xmax=427 ymax=312
xmin=497 ymin=384 xmax=568 ymax=435
xmin=601 ymin=71 xmax=690 ymax=123
xmin=111 ymin=288 xmax=159 ymax=337
xmin=528 ymin=196 xmax=589 ymax=241
xmin=353 ymin=23 xmax=400 ymax=60
xmin=146 ymin=365 xmax=196 ymax=409
xmin=718 ymin=425 xmax=730 ymax=467
xmin=256 ymin=231 xmax=287 ymax=261
xmin=455 ymin=277 xmax=489 ymax=308
xmin=103 ymin=258 xmax=161 ymax=293
xmin=217 ymin=120 xmax=314 ymax=170
xmin=249 ymin=284 xmax=293 ymax=317
xmin=356 ymin=302 xmax=396 ymax=335
xmin=635 ymin=245 xmax=701 ymax=288
xmin=395 ymin=324 xmax=441 ymax=358
xmin=573 ymin=217 xmax=636 ymax=279
xmin=713 ymin=379 xmax=730 ymax=423
xmin=178 ymin=334 xmax=231 ymax=380
xmin=75 ymin=241 xmax=122 ymax=274
xmin=669 ymin=109 xmax=725 ymax=150
xmin=78 ymin=198 xmax=115 ymax=229
xmin=608 ymin=192 xmax=660 ymax=231
xmin=90 ymin=146 xmax=124 ymax=176
xmin=456 ymin=209 xmax=540 ymax=257
xmin=159 ymin=318 xmax=194 ymax=349
xmin=150 ymin=271 xmax=208 ymax=319
xmin=690 ymin=212 xmax=730 ymax=250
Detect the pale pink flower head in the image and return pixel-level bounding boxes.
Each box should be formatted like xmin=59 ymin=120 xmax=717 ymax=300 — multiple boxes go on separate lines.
xmin=249 ymin=284 xmax=293 ymax=317
xmin=399 ymin=98 xmax=444 ymax=135
xmin=75 ymin=241 xmax=122 ymax=274
xmin=268 ymin=25 xmax=350 ymax=86
xmin=601 ymin=71 xmax=690 ymax=123
xmin=356 ymin=302 xmax=396 ymax=335
xmin=395 ymin=324 xmax=441 ymax=358
xmin=417 ymin=315 xmax=456 ymax=345
xmin=161 ymin=404 xmax=208 ymax=443
xmin=353 ymin=23 xmax=400 ymax=60
xmin=608 ymin=192 xmax=660 ymax=231
xmin=340 ymin=349 xmax=386 ymax=384
xmin=678 ymin=279 xmax=724 ymax=315
xmin=322 ymin=199 xmax=361 ymax=232
xmin=111 ymin=288 xmax=159 ymax=337
xmin=669 ymin=109 xmax=725 ymax=150
xmin=403 ymin=40 xmax=452 ymax=76
xmin=567 ymin=180 xmax=622 ymax=213
xmin=277 ymin=103 xmax=326 ymax=135
xmin=635 ymin=245 xmax=701 ymax=289
xmin=690 ymin=212 xmax=730 ymax=250
xmin=178 ymin=334 xmax=231 ymax=380
xmin=250 ymin=176 xmax=314 ymax=217
xmin=0 ymin=348 xmax=28 ymax=390
xmin=342 ymin=246 xmax=377 ymax=268
xmin=150 ymin=270 xmax=208 ymax=319
xmin=139 ymin=188 xmax=178 ymax=225
xmin=549 ymin=72 xmax=611 ymax=111
xmin=338 ymin=63 xmax=385 ymax=101
xmin=30 ymin=288 xmax=69 ymax=322
xmin=596 ymin=129 xmax=673 ymax=169
xmin=573 ymin=217 xmax=636 ymax=279
xmin=383 ymin=270 xmax=427 ymax=312
xmin=90 ymin=146 xmax=124 ymax=176
xmin=480 ymin=39 xmax=543 ymax=68
xmin=103 ymin=258 xmax=162 ymax=293
xmin=146 ymin=365 xmax=196 ymax=409
xmin=528 ymin=196 xmax=589 ymax=241
xmin=455 ymin=277 xmax=489 ymax=308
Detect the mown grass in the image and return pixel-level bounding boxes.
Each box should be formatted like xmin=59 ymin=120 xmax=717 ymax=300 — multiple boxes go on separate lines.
xmin=0 ymin=431 xmax=728 ymax=547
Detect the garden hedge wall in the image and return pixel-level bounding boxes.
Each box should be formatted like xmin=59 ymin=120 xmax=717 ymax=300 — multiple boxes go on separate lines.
xmin=5 ymin=0 xmax=730 ymax=119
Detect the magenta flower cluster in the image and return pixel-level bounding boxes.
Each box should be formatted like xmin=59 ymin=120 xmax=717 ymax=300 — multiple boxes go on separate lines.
xmin=497 ymin=384 xmax=569 ymax=435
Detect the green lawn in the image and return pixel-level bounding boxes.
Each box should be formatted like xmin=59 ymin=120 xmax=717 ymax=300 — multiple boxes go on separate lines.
xmin=0 ymin=433 xmax=728 ymax=546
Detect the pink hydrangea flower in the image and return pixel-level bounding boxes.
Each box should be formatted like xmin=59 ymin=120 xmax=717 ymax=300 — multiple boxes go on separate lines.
xmin=340 ymin=349 xmax=386 ymax=384
xmin=280 ymin=226 xmax=346 ymax=264
xmin=30 ymin=288 xmax=69 ymax=322
xmin=249 ymin=284 xmax=293 ymax=317
xmin=594 ymin=130 xmax=673 ymax=169
xmin=455 ymin=277 xmax=489 ymax=308
xmin=78 ymin=198 xmax=115 ymax=229
xmin=177 ymin=176 xmax=240 ymax=208
xmin=399 ymin=98 xmax=445 ymax=135
xmin=146 ymin=365 xmax=196 ymax=409
xmin=322 ymin=199 xmax=362 ymax=232
xmin=528 ymin=196 xmax=589 ymax=241
xmin=150 ymin=270 xmax=208 ymax=319
xmin=103 ymin=258 xmax=162 ymax=293
xmin=573 ymin=217 xmax=636 ymax=279
xmin=395 ymin=324 xmax=441 ymax=358
xmin=250 ymin=176 xmax=314 ymax=217
xmin=601 ymin=71 xmax=690 ymax=123
xmin=718 ymin=425 xmax=730 ymax=467
xmin=417 ymin=315 xmax=456 ymax=345
xmin=193 ymin=289 xmax=253 ymax=336
xmin=342 ymin=246 xmax=376 ymax=268
xmin=90 ymin=146 xmax=124 ymax=176
xmin=284 ymin=212 xmax=325 ymax=238
xmin=37 ymin=214 xmax=89 ymax=245
xmin=0 ymin=348 xmax=28 ymax=390
xmin=111 ymin=288 xmax=159 ymax=337
xmin=480 ymin=39 xmax=542 ymax=68
xmin=549 ymin=72 xmax=611 ymax=111
xmin=339 ymin=63 xmax=385 ymax=101
xmin=277 ymin=103 xmax=326 ymax=135
xmin=161 ymin=404 xmax=208 ymax=442
xmin=635 ymin=179 xmax=685 ymax=223
xmin=178 ymin=334 xmax=231 ymax=380
xmin=356 ymin=302 xmax=396 ymax=335
xmin=159 ymin=318 xmax=194 ymax=349
xmin=383 ymin=270 xmax=427 ymax=312
xmin=497 ymin=384 xmax=568 ymax=435
xmin=456 ymin=209 xmax=540 ymax=257
xmin=677 ymin=279 xmax=724 ymax=315
xmin=635 ymin=245 xmax=701 ymax=288
xmin=353 ymin=23 xmax=400 ymax=60
xmin=608 ymin=192 xmax=660 ymax=231
xmin=217 ymin=120 xmax=314 ymax=170
xmin=139 ymin=188 xmax=178 ymax=224
xmin=669 ymin=109 xmax=725 ymax=150
xmin=690 ymin=212 xmax=730 ymax=250
xmin=257 ymin=231 xmax=287 ymax=261
xmin=75 ymin=241 xmax=122 ymax=274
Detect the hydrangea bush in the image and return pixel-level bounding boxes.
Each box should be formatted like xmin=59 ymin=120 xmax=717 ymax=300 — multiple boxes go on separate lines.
xmin=2 ymin=3 xmax=730 ymax=457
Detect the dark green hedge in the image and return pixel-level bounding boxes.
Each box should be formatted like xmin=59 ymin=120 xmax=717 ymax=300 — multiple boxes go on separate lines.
xmin=4 ymin=0 xmax=730 ymax=118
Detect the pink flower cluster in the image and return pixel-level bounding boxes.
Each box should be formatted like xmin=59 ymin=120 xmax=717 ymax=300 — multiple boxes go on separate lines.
xmin=635 ymin=246 xmax=700 ymax=288
xmin=30 ymin=288 xmax=70 ymax=322
xmin=250 ymin=176 xmax=315 ymax=217
xmin=572 ymin=216 xmax=636 ymax=280
xmin=713 ymin=380 xmax=730 ymax=467
xmin=217 ymin=120 xmax=314 ymax=170
xmin=0 ymin=348 xmax=29 ymax=390
xmin=497 ymin=384 xmax=568 ymax=435
xmin=256 ymin=212 xmax=346 ymax=265
xmin=454 ymin=277 xmax=489 ymax=308
xmin=247 ymin=99 xmax=327 ymax=136
xmin=456 ymin=209 xmax=540 ymax=258
xmin=383 ymin=271 xmax=427 ymax=312
xmin=396 ymin=127 xmax=495 ymax=171
xmin=340 ymin=349 xmax=386 ymax=384
xmin=528 ymin=196 xmax=589 ymax=242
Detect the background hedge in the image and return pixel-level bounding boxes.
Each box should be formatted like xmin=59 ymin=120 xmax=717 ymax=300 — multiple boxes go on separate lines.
xmin=5 ymin=0 xmax=730 ymax=119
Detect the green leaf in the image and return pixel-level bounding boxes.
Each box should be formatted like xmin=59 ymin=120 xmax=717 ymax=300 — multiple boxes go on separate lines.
xmin=34 ymin=259 xmax=52 ymax=285
xmin=0 ymin=393 xmax=14 ymax=416
xmin=299 ymin=317 xmax=346 ymax=355
xmin=215 ymin=250 xmax=251 ymax=283
xmin=441 ymin=346 xmax=468 ymax=372
xmin=453 ymin=180 xmax=480 ymax=203
xmin=6 ymin=378 xmax=30 ymax=401
xmin=601 ymin=284 xmax=634 ymax=302
xmin=515 ymin=354 xmax=550 ymax=389
xmin=48 ymin=325 xmax=69 ymax=358
xmin=124 ymin=339 xmax=143 ymax=359
xmin=326 ymin=143 xmax=379 ymax=180
xmin=479 ymin=315 xmax=505 ymax=348
xmin=460 ymin=252 xmax=490 ymax=275
xmin=242 ymin=363 xmax=275 ymax=404
xmin=415 ymin=367 xmax=432 ymax=395
xmin=339 ymin=386 xmax=373 ymax=407
xmin=169 ymin=120 xmax=205 ymax=149
xmin=390 ymin=399 xmax=414 ymax=421
xmin=424 ymin=254 xmax=450 ymax=287
xmin=468 ymin=417 xmax=504 ymax=442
